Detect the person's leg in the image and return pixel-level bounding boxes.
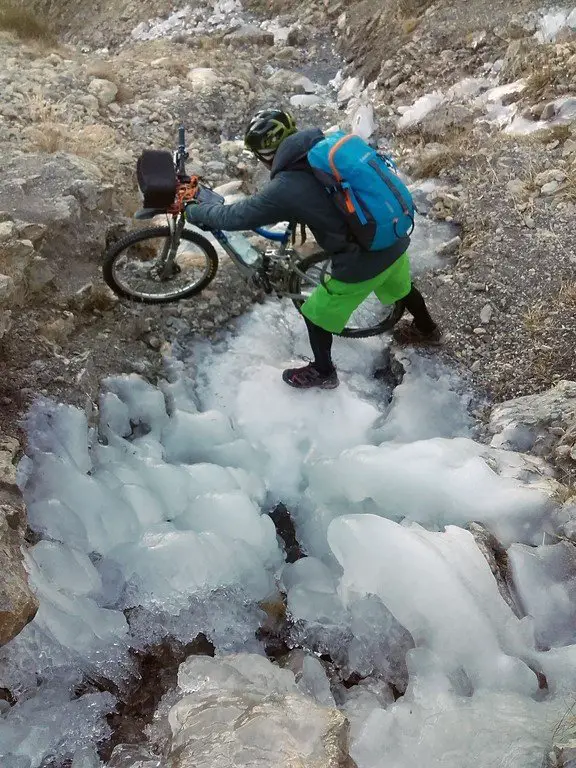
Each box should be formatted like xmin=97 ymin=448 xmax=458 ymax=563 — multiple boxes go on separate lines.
xmin=400 ymin=285 xmax=438 ymax=334
xmin=304 ymin=316 xmax=334 ymax=374
xmin=282 ymin=278 xmax=371 ymax=389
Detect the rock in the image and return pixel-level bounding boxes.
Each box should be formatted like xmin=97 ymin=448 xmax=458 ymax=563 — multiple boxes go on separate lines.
xmin=40 ymin=313 xmax=76 ymax=344
xmin=290 ymin=93 xmax=323 ymax=107
xmin=337 ymin=76 xmax=362 ymax=105
xmin=0 ymin=435 xmax=19 ymax=488
xmin=0 ymin=274 xmax=16 ymax=303
xmin=87 ymin=78 xmax=118 ymax=107
xmin=541 ymin=180 xmax=560 ymax=195
xmin=0 ymin=221 xmax=16 ymax=243
xmin=480 ymin=303 xmax=493 ymax=324
xmin=213 ymin=180 xmax=243 ymax=197
xmin=489 ymin=380 xmax=576 ymax=455
xmin=435 ymin=235 xmax=462 ymax=256
xmin=26 ymin=256 xmax=56 ymax=293
xmin=350 ymin=103 xmax=376 ymax=140
xmin=168 ymin=654 xmax=351 ymax=767
xmin=225 ymin=25 xmax=274 ymax=46
xmin=0 ymin=499 xmax=39 ymax=646
xmin=0 ymin=310 xmax=12 ymax=340
xmin=466 ymin=522 xmax=523 ymax=617
xmin=187 ymin=67 xmax=220 ymax=92
xmin=73 ymin=282 xmax=118 ymax=312
xmin=535 ymin=169 xmax=567 ymax=186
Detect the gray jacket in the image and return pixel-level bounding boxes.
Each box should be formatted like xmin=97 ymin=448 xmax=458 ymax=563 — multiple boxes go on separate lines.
xmin=185 ymin=128 xmax=409 ymax=283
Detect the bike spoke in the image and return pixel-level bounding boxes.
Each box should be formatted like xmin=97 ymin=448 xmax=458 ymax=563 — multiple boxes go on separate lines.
xmin=112 ymin=235 xmax=212 ymax=300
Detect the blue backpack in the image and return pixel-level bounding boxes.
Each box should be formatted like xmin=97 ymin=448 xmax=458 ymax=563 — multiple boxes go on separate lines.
xmin=307 ymin=131 xmax=415 ymax=252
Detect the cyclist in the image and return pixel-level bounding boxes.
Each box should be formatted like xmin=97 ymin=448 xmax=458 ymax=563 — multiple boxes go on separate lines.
xmin=185 ymin=109 xmax=442 ymax=390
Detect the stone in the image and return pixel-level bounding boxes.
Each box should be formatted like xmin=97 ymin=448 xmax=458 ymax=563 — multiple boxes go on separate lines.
xmin=480 ymin=303 xmax=493 ymax=324
xmin=26 ymin=256 xmax=56 ymax=293
xmin=489 ymin=380 xmax=576 ymax=455
xmin=213 ymin=180 xmax=243 ymax=196
xmin=0 ymin=274 xmax=16 ymax=303
xmin=337 ymin=76 xmax=362 ymax=105
xmin=168 ymin=654 xmax=351 ymax=767
xmin=290 ymin=93 xmax=322 ymax=107
xmin=541 ymin=180 xmax=560 ymax=195
xmin=0 ymin=221 xmax=16 ymax=243
xmin=40 ymin=313 xmax=76 ymax=344
xmin=87 ymin=78 xmax=118 ymax=107
xmin=500 ymin=38 xmax=539 ymax=82
xmin=535 ymin=169 xmax=567 ymax=186
xmin=187 ymin=67 xmax=220 ymax=92
xmin=225 ymin=25 xmax=274 ymax=46
xmin=466 ymin=522 xmax=523 ymax=616
xmin=435 ymin=235 xmax=462 ymax=256
xmin=0 ymin=500 xmax=38 ymax=646
xmin=507 ymin=178 xmax=529 ymax=198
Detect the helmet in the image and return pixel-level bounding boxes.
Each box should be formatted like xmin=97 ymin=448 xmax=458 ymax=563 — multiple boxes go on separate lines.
xmin=244 ymin=109 xmax=297 ymax=162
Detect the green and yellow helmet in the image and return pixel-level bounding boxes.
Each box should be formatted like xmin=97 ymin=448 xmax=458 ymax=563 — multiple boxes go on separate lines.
xmin=244 ymin=109 xmax=297 ymax=162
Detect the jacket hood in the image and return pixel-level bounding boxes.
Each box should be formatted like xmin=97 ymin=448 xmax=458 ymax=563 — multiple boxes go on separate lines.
xmin=270 ymin=128 xmax=324 ymax=177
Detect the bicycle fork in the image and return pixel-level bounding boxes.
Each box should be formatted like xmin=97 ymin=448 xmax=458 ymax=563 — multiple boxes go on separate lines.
xmin=157 ymin=215 xmax=186 ymax=279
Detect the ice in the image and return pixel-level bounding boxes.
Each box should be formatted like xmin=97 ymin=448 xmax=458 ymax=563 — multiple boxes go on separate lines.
xmin=307 ymin=437 xmax=551 ymax=546
xmin=351 ymin=104 xmax=376 ymax=140
xmin=508 ymin=541 xmax=576 ymax=648
xmin=373 ymin=352 xmax=472 ymax=443
xmin=351 ymin=670 xmax=561 ymax=768
xmin=397 ymin=92 xmax=444 ymax=130
xmin=27 ymin=541 xmax=102 ymax=596
xmin=177 ymin=653 xmax=297 ymax=696
xmin=282 ymin=556 xmax=346 ymax=624
xmin=328 ymin=515 xmax=539 ymax=694
xmin=173 ymin=490 xmax=279 ymax=562
xmin=536 ymin=9 xmax=570 ymax=42
xmin=296 ymin=655 xmax=335 ymax=706
xmin=110 ymin=526 xmax=276 ymax=612
xmin=0 ymin=686 xmax=115 ymax=768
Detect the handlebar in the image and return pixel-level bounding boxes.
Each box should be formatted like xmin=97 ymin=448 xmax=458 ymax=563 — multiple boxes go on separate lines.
xmin=176 ymin=124 xmax=189 ymax=180
xmin=178 ymin=125 xmax=185 ymax=149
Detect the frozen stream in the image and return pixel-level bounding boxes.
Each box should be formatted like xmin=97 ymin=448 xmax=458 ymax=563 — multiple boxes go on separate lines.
xmin=1 ymin=289 xmax=576 ymax=766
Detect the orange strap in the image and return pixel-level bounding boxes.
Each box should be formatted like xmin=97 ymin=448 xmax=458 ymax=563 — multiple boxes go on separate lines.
xmin=328 ymin=134 xmax=356 ymax=214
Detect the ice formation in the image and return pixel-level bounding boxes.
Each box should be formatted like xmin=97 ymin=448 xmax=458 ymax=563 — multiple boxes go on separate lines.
xmin=1 ymin=290 xmax=574 ymax=767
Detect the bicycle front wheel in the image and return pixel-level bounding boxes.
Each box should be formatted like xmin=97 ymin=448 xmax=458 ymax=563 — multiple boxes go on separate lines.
xmin=103 ymin=227 xmax=219 ymax=304
xmin=289 ymin=253 xmax=405 ymax=339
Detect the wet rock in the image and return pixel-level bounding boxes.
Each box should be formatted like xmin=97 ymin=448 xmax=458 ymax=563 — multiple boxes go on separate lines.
xmin=167 ymin=654 xmax=352 ymax=767
xmin=466 ymin=522 xmax=523 ymax=617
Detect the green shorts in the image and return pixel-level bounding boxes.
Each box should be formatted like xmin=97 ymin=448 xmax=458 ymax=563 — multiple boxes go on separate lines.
xmin=301 ymin=252 xmax=412 ymax=334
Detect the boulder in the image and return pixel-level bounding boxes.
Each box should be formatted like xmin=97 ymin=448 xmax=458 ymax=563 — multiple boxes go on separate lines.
xmin=166 ymin=654 xmax=352 ymax=767
xmin=225 ymin=25 xmax=274 ymax=46
xmin=87 ymin=78 xmax=118 ymax=107
xmin=489 ymin=380 xmax=576 ymax=457
xmin=0 ymin=434 xmax=38 ymax=646
xmin=0 ymin=151 xmax=118 ymax=288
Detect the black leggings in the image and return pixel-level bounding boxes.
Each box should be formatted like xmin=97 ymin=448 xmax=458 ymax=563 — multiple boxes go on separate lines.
xmin=304 ymin=284 xmax=436 ymax=372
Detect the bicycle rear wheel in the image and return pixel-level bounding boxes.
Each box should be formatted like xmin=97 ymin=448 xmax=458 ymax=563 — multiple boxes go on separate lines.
xmin=103 ymin=227 xmax=219 ymax=304
xmin=289 ymin=253 xmax=405 ymax=339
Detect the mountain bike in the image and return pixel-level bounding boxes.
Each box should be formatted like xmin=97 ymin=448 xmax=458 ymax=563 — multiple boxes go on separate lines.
xmin=103 ymin=126 xmax=404 ymax=338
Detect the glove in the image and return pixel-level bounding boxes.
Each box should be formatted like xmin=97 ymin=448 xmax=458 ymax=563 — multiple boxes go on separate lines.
xmin=185 ymin=202 xmax=210 ymax=231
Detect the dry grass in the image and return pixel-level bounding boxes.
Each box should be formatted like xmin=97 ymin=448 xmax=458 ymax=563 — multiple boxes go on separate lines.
xmin=522 ymin=303 xmax=549 ymax=333
xmin=558 ymin=281 xmax=576 ymax=308
xmin=524 ymin=66 xmax=556 ymax=100
xmin=410 ymin=126 xmax=476 ymax=178
xmin=26 ymin=122 xmax=116 ymax=157
xmin=0 ymin=0 xmax=55 ymax=43
xmin=401 ymin=16 xmax=419 ymax=34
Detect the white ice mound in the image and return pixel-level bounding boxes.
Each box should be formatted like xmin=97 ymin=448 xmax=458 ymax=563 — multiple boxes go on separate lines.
xmin=328 ymin=515 xmax=539 ymax=694
xmin=309 ymin=436 xmax=551 ymax=545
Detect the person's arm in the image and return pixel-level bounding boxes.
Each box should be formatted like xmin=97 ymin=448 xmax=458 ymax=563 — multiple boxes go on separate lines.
xmin=186 ymin=178 xmax=292 ymax=231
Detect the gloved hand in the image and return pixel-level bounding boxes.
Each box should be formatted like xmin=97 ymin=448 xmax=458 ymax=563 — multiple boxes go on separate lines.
xmin=184 ymin=202 xmax=210 ymax=231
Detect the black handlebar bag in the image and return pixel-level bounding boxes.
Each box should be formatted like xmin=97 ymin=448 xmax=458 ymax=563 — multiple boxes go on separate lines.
xmin=137 ymin=150 xmax=177 ymax=208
